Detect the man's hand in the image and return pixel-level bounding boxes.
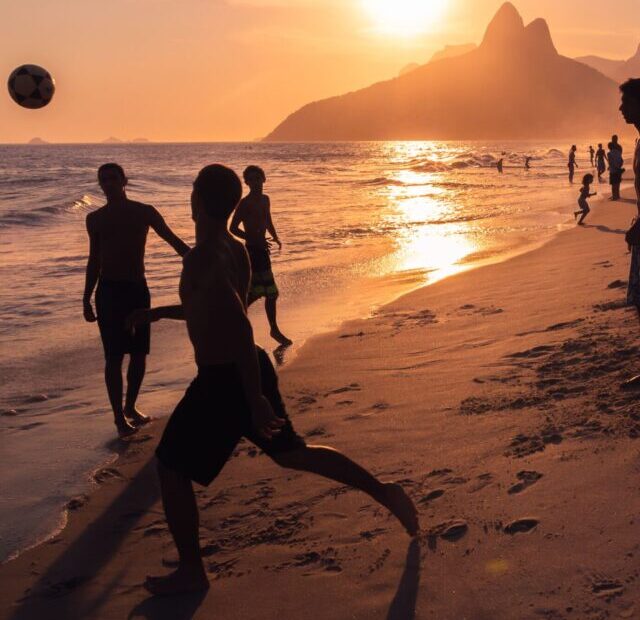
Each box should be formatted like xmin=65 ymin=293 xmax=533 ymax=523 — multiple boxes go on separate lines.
xmin=251 ymin=395 xmax=285 ymax=440
xmin=270 ymin=237 xmax=282 ymax=251
xmin=83 ymin=300 xmax=97 ymax=322
xmin=126 ymin=308 xmax=155 ymax=331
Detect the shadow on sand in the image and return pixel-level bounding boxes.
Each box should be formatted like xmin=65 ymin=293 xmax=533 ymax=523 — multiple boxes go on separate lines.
xmin=585 ymin=224 xmax=627 ymax=235
xmin=128 ymin=589 xmax=209 ymax=620
xmin=386 ymin=539 xmax=421 ymax=620
xmin=8 ymin=456 xmax=161 ymax=620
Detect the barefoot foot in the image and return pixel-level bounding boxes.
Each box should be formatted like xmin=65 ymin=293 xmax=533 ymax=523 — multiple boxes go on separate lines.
xmin=125 ymin=407 xmax=152 ymax=426
xmin=144 ymin=566 xmax=209 ymax=597
xmin=115 ymin=418 xmax=138 ymax=438
xmin=380 ymin=483 xmax=419 ymax=537
xmin=270 ymin=328 xmax=292 ymax=346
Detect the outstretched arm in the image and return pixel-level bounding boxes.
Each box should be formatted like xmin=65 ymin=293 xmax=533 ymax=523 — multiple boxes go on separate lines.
xmin=265 ymin=198 xmax=281 ymax=249
xmin=127 ymin=305 xmax=184 ymax=330
xmin=149 ymin=207 xmax=190 ymax=256
xmin=83 ymin=214 xmax=100 ymax=322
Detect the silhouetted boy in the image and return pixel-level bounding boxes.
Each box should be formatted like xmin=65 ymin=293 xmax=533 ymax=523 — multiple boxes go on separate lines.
xmin=230 ymin=165 xmax=291 ymax=346
xmin=128 ymin=164 xmax=418 ymax=595
xmin=83 ymin=163 xmax=189 ymax=436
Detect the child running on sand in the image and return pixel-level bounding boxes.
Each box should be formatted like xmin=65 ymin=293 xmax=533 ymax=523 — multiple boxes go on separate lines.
xmin=574 ymin=173 xmax=596 ymax=225
xmin=230 ymin=165 xmax=291 ymax=346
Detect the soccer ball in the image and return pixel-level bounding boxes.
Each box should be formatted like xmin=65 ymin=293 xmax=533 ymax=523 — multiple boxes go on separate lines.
xmin=7 ymin=65 xmax=55 ymax=109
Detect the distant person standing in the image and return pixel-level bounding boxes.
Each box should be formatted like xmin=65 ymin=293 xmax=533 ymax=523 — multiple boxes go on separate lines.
xmin=574 ymin=174 xmax=597 ymax=225
xmin=568 ymin=145 xmax=578 ymax=183
xmin=595 ymin=143 xmax=607 ymax=181
xmin=524 ymin=156 xmax=532 ymax=169
xmin=230 ymin=165 xmax=292 ymax=346
xmin=83 ymin=163 xmax=189 ymax=437
xmin=607 ymin=141 xmax=624 ymax=201
xmin=589 ymin=145 xmax=595 ymax=166
xmin=496 ymin=156 xmax=504 ymax=173
xmin=619 ymin=78 xmax=640 ymax=388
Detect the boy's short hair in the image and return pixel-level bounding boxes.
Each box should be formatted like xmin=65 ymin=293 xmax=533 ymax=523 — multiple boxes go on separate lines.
xmin=98 ymin=162 xmax=126 ymax=179
xmin=194 ymin=164 xmax=242 ymax=220
xmin=620 ymin=79 xmax=640 ymax=100
xmin=583 ymin=173 xmax=594 ymax=185
xmin=243 ymin=165 xmax=266 ymax=182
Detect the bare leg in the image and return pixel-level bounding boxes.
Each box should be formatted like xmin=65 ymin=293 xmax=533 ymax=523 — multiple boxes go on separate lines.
xmin=105 ymin=355 xmax=136 ymax=436
xmin=265 ymin=296 xmax=292 ymax=345
xmin=577 ymin=208 xmax=589 ymax=225
xmin=272 ymin=445 xmax=418 ymax=536
xmin=145 ymin=462 xmax=209 ymax=596
xmin=124 ymin=353 xmax=150 ymax=425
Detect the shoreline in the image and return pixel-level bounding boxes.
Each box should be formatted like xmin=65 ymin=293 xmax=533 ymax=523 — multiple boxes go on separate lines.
xmin=0 ymin=185 xmax=594 ymax=565
xmin=2 ymin=187 xmax=639 ymax=619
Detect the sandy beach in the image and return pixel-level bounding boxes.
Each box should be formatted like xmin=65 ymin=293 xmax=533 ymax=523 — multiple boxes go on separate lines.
xmin=1 ymin=187 xmax=639 ymax=620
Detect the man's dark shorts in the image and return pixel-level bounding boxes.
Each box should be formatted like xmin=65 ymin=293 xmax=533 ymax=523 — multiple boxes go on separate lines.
xmin=96 ymin=279 xmax=150 ymax=357
xmin=610 ymin=171 xmax=623 ymax=185
xmin=156 ymin=347 xmax=306 ymax=486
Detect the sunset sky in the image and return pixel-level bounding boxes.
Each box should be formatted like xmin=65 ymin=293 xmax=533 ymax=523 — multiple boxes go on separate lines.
xmin=1 ymin=0 xmax=638 ymax=143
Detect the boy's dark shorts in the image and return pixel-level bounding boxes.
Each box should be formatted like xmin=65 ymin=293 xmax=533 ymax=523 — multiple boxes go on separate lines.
xmin=247 ymin=245 xmax=278 ymax=300
xmin=96 ymin=279 xmax=150 ymax=357
xmin=156 ymin=347 xmax=306 ymax=486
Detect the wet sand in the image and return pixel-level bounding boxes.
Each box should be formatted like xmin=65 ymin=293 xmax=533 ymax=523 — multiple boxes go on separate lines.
xmin=1 ymin=190 xmax=639 ymax=620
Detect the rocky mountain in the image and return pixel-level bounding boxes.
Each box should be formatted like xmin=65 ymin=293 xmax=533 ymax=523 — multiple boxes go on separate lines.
xmin=429 ymin=43 xmax=476 ymax=64
xmin=266 ymin=3 xmax=623 ymax=141
xmin=576 ymin=44 xmax=640 ymax=84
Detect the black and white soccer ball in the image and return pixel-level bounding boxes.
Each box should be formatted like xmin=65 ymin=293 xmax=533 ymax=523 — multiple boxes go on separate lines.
xmin=7 ymin=65 xmax=56 ymax=109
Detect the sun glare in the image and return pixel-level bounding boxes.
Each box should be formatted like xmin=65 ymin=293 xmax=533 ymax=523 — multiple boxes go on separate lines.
xmin=362 ymin=0 xmax=448 ymax=37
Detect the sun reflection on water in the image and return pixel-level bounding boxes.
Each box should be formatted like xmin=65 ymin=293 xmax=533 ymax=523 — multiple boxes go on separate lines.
xmin=377 ymin=143 xmax=481 ymax=283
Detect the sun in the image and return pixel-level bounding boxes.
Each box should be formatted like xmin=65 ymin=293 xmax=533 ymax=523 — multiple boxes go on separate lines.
xmin=362 ymin=0 xmax=448 ymax=37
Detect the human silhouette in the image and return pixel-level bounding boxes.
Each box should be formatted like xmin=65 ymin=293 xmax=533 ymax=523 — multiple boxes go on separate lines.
xmin=607 ymin=140 xmax=624 ymax=201
xmin=524 ymin=156 xmax=532 ymax=169
xmin=83 ymin=163 xmax=189 ymax=437
xmin=619 ymin=79 xmax=640 ymax=388
xmin=573 ymin=174 xmax=597 ymax=225
xmin=568 ymin=145 xmax=578 ymax=183
xmin=595 ymin=143 xmax=607 ymax=182
xmin=589 ymin=145 xmax=595 ymax=166
xmin=496 ymin=157 xmax=504 ymax=173
xmin=128 ymin=164 xmax=419 ymax=596
xmin=230 ymin=166 xmax=291 ymax=346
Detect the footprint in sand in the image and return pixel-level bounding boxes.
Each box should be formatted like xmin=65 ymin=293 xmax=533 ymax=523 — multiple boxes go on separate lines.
xmin=304 ymin=427 xmax=328 ymax=438
xmin=325 ymin=384 xmax=361 ymax=397
xmin=503 ymin=517 xmax=539 ymax=535
xmin=93 ymin=467 xmax=124 ymax=484
xmin=508 ymin=471 xmax=543 ymax=495
xmin=66 ymin=495 xmax=89 ymax=511
xmin=607 ymin=279 xmax=628 ymax=289
xmin=419 ymin=489 xmax=445 ymax=504
xmin=591 ymin=579 xmax=624 ymax=600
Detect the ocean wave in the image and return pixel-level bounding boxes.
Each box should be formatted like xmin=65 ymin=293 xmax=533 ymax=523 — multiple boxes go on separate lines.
xmin=0 ymin=195 xmax=95 ymax=229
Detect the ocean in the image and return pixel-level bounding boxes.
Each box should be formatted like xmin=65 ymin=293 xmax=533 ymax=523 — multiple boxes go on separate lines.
xmin=0 ymin=140 xmax=618 ymax=562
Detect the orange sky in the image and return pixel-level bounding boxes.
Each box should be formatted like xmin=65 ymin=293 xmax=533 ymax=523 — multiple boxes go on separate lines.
xmin=1 ymin=0 xmax=638 ymax=143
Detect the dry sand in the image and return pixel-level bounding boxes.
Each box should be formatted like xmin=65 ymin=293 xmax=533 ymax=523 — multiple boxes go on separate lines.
xmin=1 ymin=190 xmax=639 ymax=620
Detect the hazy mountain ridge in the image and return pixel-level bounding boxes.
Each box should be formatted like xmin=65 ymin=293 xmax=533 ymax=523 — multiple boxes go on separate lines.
xmin=266 ymin=3 xmax=623 ymax=141
xmin=576 ymin=44 xmax=640 ymax=83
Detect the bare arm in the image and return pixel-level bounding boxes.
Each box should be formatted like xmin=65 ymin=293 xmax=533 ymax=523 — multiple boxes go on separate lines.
xmin=265 ymin=197 xmax=281 ymax=249
xmin=126 ymin=304 xmax=184 ymax=330
xmin=148 ymin=206 xmax=190 ymax=256
xmin=229 ymin=204 xmax=247 ymax=240
xmin=83 ymin=214 xmax=100 ymax=322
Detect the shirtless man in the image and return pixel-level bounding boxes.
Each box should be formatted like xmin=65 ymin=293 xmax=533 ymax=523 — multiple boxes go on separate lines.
xmin=619 ymin=79 xmax=640 ymax=388
xmin=128 ymin=164 xmax=418 ymax=595
xmin=568 ymin=145 xmax=578 ymax=183
xmin=83 ymin=163 xmax=189 ymax=437
xmin=595 ymin=143 xmax=607 ymax=182
xmin=230 ymin=165 xmax=291 ymax=345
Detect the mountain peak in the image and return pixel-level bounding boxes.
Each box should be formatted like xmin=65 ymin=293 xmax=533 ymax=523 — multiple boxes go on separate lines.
xmin=481 ymin=2 xmax=525 ymax=49
xmin=524 ymin=18 xmax=557 ymax=55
